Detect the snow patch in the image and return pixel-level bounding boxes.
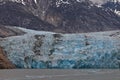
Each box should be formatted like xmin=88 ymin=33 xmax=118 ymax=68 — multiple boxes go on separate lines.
xmin=114 ymin=9 xmax=120 ymax=16
xmin=34 ymin=0 xmax=37 ymax=4
xmin=11 ymin=0 xmax=25 ymax=5
xmin=56 ymin=0 xmax=70 ymax=7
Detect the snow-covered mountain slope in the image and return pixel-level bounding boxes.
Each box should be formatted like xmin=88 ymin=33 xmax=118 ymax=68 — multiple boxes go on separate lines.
xmin=89 ymin=0 xmax=120 ymax=16
xmin=0 ymin=0 xmax=120 ymax=33
xmin=0 ymin=27 xmax=120 ymax=69
xmin=102 ymin=0 xmax=120 ymax=16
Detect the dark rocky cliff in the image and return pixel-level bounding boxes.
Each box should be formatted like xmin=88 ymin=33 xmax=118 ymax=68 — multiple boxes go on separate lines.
xmin=0 ymin=47 xmax=15 ymax=69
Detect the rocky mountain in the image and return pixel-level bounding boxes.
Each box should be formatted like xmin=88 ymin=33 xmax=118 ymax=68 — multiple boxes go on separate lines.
xmin=102 ymin=0 xmax=120 ymax=16
xmin=0 ymin=0 xmax=120 ymax=33
xmin=0 ymin=47 xmax=15 ymax=69
xmin=0 ymin=1 xmax=55 ymax=32
xmin=0 ymin=27 xmax=120 ymax=69
xmin=0 ymin=25 xmax=25 ymax=38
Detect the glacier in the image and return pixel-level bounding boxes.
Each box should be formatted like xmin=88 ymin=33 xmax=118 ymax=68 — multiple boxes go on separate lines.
xmin=0 ymin=27 xmax=120 ymax=69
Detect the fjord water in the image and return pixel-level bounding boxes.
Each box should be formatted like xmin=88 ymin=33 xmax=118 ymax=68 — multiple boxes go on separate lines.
xmin=0 ymin=69 xmax=120 ymax=80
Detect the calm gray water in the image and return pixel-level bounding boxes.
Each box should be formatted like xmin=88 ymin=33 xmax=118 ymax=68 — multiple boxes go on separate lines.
xmin=0 ymin=69 xmax=120 ymax=80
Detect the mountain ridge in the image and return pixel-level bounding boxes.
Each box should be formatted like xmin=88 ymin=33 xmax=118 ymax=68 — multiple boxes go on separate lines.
xmin=0 ymin=0 xmax=120 ymax=33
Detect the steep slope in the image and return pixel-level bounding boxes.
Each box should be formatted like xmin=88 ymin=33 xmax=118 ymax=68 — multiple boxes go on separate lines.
xmin=0 ymin=27 xmax=120 ymax=69
xmin=0 ymin=47 xmax=15 ymax=69
xmin=0 ymin=0 xmax=120 ymax=33
xmin=102 ymin=0 xmax=120 ymax=16
xmin=0 ymin=1 xmax=55 ymax=32
xmin=0 ymin=25 xmax=25 ymax=38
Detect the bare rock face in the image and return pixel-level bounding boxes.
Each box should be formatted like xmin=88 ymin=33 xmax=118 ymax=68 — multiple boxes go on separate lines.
xmin=0 ymin=0 xmax=120 ymax=33
xmin=0 ymin=25 xmax=25 ymax=38
xmin=0 ymin=47 xmax=15 ymax=69
xmin=0 ymin=1 xmax=55 ymax=32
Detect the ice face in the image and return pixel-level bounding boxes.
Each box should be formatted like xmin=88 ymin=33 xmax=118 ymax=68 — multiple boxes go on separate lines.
xmin=0 ymin=28 xmax=120 ymax=69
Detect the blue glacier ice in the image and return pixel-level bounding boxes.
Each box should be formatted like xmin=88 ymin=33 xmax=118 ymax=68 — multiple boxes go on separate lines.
xmin=0 ymin=27 xmax=120 ymax=69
